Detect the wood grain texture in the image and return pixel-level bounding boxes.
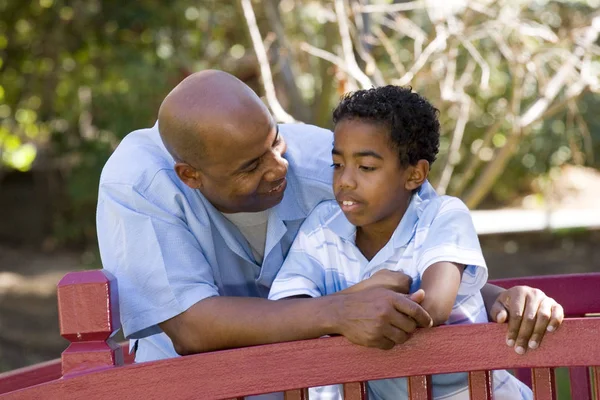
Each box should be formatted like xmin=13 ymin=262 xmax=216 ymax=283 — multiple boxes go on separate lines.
xmin=491 ymin=273 xmax=600 ymax=317
xmin=343 ymin=382 xmax=367 ymax=400
xmin=4 ymin=318 xmax=599 ymax=400
xmin=531 ymin=367 xmax=556 ymax=400
xmin=407 ymin=375 xmax=431 ymax=400
xmin=568 ymin=366 xmax=591 ymax=400
xmin=468 ymin=370 xmax=492 ymax=400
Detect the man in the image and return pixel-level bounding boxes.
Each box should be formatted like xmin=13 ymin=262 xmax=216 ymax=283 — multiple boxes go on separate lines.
xmin=97 ymin=70 xmax=563 ymax=367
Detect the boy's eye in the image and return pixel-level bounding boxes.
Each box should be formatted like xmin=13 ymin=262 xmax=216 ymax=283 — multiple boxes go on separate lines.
xmin=359 ymin=166 xmax=376 ymax=172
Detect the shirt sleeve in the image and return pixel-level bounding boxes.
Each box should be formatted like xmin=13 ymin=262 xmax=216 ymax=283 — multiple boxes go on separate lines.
xmin=268 ymin=204 xmax=332 ymax=300
xmin=97 ymin=182 xmax=219 ymax=339
xmin=415 ymin=197 xmax=488 ymax=296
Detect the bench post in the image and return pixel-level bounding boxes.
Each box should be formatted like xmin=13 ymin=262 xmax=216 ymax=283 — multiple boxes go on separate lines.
xmin=57 ymin=270 xmax=124 ymax=377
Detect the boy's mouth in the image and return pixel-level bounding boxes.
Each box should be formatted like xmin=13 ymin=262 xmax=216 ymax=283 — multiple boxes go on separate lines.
xmin=337 ymin=196 xmax=363 ymax=213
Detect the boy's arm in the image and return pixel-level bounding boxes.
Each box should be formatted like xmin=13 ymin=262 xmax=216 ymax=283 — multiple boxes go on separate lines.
xmin=419 ymin=262 xmax=465 ymax=326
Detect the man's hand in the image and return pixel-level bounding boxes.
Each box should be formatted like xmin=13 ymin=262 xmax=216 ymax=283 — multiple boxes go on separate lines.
xmin=334 ymin=288 xmax=432 ymax=350
xmin=342 ymin=270 xmax=412 ymax=295
xmin=489 ymin=286 xmax=564 ymax=355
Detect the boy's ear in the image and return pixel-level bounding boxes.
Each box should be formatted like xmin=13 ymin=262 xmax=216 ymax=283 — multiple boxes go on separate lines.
xmin=405 ymin=159 xmax=430 ymax=191
xmin=175 ymin=162 xmax=203 ymax=190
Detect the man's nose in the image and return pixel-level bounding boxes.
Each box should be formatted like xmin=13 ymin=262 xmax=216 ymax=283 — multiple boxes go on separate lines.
xmin=263 ymin=149 xmax=288 ymax=182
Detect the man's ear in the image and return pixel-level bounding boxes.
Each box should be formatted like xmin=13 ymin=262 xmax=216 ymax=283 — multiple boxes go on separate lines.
xmin=405 ymin=159 xmax=430 ymax=191
xmin=174 ymin=162 xmax=203 ymax=189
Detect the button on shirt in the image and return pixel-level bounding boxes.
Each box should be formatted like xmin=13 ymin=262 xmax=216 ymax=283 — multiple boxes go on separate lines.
xmin=96 ymin=123 xmax=334 ymax=362
xmin=268 ymin=182 xmax=532 ymax=400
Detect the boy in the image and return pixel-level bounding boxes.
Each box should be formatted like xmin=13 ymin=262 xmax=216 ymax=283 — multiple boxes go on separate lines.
xmin=268 ymin=86 xmax=532 ymax=399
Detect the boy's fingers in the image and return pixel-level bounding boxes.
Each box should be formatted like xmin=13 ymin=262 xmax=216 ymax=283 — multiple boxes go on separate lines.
xmin=490 ymin=301 xmax=508 ymax=324
xmin=548 ymin=303 xmax=564 ymax=332
xmin=408 ymin=289 xmax=425 ymax=303
xmin=514 ymin=293 xmax=543 ymax=354
xmin=505 ymin=292 xmax=526 ymax=348
xmin=527 ymin=298 xmax=552 ymax=350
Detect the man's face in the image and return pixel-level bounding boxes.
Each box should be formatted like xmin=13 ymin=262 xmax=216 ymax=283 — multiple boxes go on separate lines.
xmin=332 ymin=119 xmax=414 ymax=233
xmin=192 ymin=122 xmax=289 ymax=213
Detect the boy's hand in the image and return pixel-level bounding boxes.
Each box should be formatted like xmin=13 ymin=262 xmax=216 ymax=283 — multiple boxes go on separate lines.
xmin=490 ymin=286 xmax=564 ymax=355
xmin=346 ymin=270 xmax=412 ymax=295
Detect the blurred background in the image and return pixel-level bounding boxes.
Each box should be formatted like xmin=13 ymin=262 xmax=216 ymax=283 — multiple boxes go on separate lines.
xmin=0 ymin=0 xmax=599 ymax=379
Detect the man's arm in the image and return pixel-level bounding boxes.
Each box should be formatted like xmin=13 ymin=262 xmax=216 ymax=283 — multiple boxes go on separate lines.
xmin=481 ymin=283 xmax=564 ymax=354
xmin=159 ymin=288 xmax=432 ymax=354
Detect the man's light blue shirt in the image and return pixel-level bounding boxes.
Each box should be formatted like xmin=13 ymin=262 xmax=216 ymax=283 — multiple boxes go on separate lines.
xmin=97 ymin=123 xmax=334 ymax=362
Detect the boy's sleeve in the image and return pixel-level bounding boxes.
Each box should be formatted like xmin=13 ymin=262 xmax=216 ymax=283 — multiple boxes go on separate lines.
xmin=97 ymin=182 xmax=220 ymax=339
xmin=269 ymin=204 xmax=332 ymax=300
xmin=415 ymin=197 xmax=488 ymax=296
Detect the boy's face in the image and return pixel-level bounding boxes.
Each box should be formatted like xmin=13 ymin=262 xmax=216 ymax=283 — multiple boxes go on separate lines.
xmin=332 ymin=119 xmax=423 ymax=234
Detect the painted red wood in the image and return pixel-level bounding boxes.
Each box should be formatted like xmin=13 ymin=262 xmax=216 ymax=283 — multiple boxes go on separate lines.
xmin=4 ymin=319 xmax=598 ymax=400
xmin=0 ymin=342 xmax=133 ymax=395
xmin=490 ymin=273 xmax=600 ymax=317
xmin=569 ymin=366 xmax=592 ymax=400
xmin=343 ymin=381 xmax=367 ymax=400
xmin=407 ymin=375 xmax=431 ymax=400
xmin=531 ymin=367 xmax=556 ymax=400
xmin=0 ymin=359 xmax=60 ymax=395
xmin=57 ymin=270 xmax=123 ymax=376
xmin=593 ymin=366 xmax=600 ymax=399
xmin=284 ymin=388 xmax=308 ymax=400
xmin=467 ymin=370 xmax=492 ymax=400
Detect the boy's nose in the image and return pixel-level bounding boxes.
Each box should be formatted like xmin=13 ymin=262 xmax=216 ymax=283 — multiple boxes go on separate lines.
xmin=336 ymin=169 xmax=357 ymax=190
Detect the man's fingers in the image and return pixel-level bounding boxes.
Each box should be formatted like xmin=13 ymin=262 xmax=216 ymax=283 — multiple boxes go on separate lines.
xmin=382 ymin=325 xmax=410 ymax=346
xmin=527 ymin=297 xmax=553 ymax=350
xmin=394 ymin=293 xmax=432 ymax=328
xmin=388 ymin=311 xmax=418 ymax=334
xmin=514 ymin=295 xmax=540 ymax=355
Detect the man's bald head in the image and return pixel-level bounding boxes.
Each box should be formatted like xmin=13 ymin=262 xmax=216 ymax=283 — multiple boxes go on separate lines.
xmin=158 ymin=70 xmax=271 ymax=167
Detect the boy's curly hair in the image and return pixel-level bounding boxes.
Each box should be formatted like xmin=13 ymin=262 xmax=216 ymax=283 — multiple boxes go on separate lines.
xmin=332 ymin=85 xmax=440 ymax=167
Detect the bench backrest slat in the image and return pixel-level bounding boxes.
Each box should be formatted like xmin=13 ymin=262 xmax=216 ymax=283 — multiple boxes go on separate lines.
xmin=532 ymin=367 xmax=556 ymax=400
xmin=1 ymin=272 xmax=600 ymax=399
xmin=343 ymin=382 xmax=368 ymax=400
xmin=2 ymin=319 xmax=599 ymax=400
xmin=283 ymin=388 xmax=308 ymax=399
xmin=468 ymin=370 xmax=492 ymax=400
xmin=407 ymin=375 xmax=431 ymax=399
xmin=569 ymin=366 xmax=592 ymax=400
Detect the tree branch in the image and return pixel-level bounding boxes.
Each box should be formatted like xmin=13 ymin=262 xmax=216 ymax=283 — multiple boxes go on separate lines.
xmin=240 ymin=0 xmax=295 ymax=123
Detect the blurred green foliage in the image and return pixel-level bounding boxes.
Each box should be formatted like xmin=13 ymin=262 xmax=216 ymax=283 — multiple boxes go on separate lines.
xmin=0 ymin=0 xmax=247 ymax=245
xmin=0 ymin=0 xmax=599 ymax=247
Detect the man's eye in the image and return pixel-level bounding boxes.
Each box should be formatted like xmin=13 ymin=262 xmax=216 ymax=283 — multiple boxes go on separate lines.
xmin=330 ymin=163 xmax=342 ymax=169
xmin=244 ymin=163 xmax=260 ymax=173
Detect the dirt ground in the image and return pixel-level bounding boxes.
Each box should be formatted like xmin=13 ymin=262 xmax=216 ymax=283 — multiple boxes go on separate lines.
xmin=1 ymin=229 xmax=599 ymax=373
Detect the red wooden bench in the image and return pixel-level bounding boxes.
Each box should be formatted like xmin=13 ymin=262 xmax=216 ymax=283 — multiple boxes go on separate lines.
xmin=0 ymin=271 xmax=599 ymax=399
